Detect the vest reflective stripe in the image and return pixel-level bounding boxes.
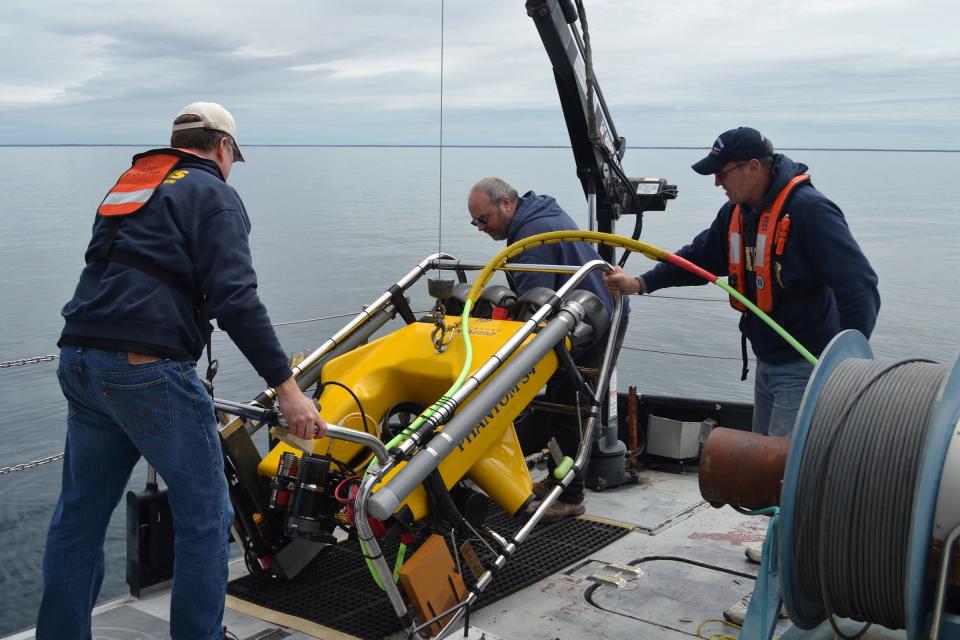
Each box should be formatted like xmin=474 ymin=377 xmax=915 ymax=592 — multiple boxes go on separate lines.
xmin=101 ymin=188 xmax=157 ymax=207
xmin=729 ymin=233 xmax=741 ymax=265
xmin=97 ymin=148 xmax=193 ymax=216
xmin=727 ymin=174 xmax=810 ymax=313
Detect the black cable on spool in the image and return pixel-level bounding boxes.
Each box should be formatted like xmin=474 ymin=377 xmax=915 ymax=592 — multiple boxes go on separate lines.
xmin=792 ymin=357 xmax=947 ymax=637
xmin=823 ymin=360 xmax=937 ymax=629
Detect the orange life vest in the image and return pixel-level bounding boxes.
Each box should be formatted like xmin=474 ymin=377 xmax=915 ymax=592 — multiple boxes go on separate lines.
xmin=727 ymin=174 xmax=810 ymax=312
xmin=97 ymin=148 xmax=195 ymax=216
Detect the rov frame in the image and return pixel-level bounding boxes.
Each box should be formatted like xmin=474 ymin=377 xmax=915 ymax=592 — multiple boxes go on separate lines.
xmin=214 ymin=253 xmax=623 ymax=640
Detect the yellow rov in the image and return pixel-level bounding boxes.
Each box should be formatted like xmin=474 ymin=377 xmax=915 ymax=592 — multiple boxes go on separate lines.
xmin=212 ymin=250 xmax=623 ymax=639
xmin=258 ymin=317 xmax=557 ymax=521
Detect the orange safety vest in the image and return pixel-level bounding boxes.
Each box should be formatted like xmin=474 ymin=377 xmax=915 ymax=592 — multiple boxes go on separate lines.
xmin=727 ymin=174 xmax=810 ymax=312
xmin=97 ymin=148 xmax=196 ymax=216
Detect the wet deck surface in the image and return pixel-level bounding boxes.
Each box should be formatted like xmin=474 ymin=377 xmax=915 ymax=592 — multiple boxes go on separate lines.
xmin=8 ymin=467 xmax=894 ymax=639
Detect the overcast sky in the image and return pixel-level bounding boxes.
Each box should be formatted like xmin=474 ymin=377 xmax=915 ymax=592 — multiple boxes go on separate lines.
xmin=1 ymin=0 xmax=956 ymax=149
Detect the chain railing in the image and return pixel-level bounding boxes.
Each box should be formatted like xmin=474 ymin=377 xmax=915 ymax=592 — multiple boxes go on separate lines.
xmin=0 ymin=354 xmax=62 ymax=475
xmin=0 ymin=354 xmax=59 ymax=368
xmin=0 ymin=453 xmax=65 ymax=476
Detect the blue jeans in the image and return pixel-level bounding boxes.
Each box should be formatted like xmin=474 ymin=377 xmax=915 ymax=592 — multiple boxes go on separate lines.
xmin=752 ymin=358 xmax=815 ymax=437
xmin=38 ymin=347 xmax=232 ymax=640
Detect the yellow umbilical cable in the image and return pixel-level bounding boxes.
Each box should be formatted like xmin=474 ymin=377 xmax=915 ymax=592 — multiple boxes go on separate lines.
xmin=466 ymin=231 xmax=667 ymax=303
xmin=695 ymin=617 xmax=741 ymax=639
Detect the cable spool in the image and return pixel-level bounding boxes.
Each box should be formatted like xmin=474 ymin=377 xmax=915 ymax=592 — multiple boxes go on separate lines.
xmin=796 ymin=357 xmax=943 ymax=630
xmin=779 ymin=331 xmax=960 ymax=638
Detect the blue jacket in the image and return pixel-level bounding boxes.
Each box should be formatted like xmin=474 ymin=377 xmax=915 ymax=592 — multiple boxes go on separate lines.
xmin=60 ymin=151 xmax=293 ymax=387
xmin=641 ymin=155 xmax=880 ymax=364
xmin=506 ymin=191 xmax=628 ymax=321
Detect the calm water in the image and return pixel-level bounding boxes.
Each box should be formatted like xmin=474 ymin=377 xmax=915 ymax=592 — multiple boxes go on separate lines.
xmin=1 ymin=146 xmax=958 ymax=634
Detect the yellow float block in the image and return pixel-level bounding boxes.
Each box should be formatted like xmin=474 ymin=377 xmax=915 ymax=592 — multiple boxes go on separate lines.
xmin=258 ymin=317 xmax=559 ymax=520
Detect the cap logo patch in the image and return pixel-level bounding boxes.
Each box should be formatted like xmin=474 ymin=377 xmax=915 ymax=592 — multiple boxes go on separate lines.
xmin=709 ymin=136 xmax=724 ymax=156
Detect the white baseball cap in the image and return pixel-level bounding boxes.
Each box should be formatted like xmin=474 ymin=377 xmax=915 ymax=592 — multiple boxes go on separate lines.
xmin=172 ymin=101 xmax=245 ymax=162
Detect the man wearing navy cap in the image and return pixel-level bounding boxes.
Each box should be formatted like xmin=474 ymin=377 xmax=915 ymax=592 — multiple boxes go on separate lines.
xmin=604 ymin=126 xmax=880 ymax=619
xmin=607 ymin=129 xmax=880 ymax=428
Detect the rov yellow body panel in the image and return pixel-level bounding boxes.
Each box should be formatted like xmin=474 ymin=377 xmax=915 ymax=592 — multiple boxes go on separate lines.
xmin=257 ymin=317 xmax=559 ymax=519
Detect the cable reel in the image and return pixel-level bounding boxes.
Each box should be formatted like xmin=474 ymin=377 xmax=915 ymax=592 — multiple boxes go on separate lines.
xmin=743 ymin=330 xmax=960 ymax=639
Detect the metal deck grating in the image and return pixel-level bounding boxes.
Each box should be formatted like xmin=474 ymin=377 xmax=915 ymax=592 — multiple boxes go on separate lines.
xmin=227 ymin=502 xmax=630 ymax=639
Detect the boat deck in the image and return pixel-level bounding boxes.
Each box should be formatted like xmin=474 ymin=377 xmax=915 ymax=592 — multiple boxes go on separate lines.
xmin=6 ymin=465 xmax=903 ymax=639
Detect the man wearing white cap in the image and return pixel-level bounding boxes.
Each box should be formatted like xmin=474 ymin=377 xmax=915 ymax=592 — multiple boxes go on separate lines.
xmin=38 ymin=102 xmax=326 ymax=639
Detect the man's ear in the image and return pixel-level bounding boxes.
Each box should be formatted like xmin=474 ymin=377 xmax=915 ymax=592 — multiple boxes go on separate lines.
xmin=219 ymin=136 xmax=232 ymax=159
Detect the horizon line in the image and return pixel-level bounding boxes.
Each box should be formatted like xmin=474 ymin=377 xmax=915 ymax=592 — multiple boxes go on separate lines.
xmin=1 ymin=143 xmax=958 ymax=153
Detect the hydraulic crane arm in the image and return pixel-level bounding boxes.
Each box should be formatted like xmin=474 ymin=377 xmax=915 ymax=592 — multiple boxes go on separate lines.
xmin=526 ymin=0 xmax=676 ymax=261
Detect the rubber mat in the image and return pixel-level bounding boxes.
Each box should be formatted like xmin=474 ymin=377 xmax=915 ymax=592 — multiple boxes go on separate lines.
xmin=227 ymin=502 xmax=630 ymax=639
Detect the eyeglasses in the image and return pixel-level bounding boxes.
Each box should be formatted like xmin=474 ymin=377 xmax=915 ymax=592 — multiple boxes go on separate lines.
xmin=470 ymin=216 xmax=488 ymax=227
xmin=715 ymin=161 xmax=750 ymax=180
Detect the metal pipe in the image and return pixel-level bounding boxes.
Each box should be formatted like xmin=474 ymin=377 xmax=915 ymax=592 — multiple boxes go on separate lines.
xmin=255 ymin=252 xmax=457 ymax=404
xmin=352 ymin=459 xmax=416 ymax=633
xmin=587 ymin=185 xmax=597 ymax=232
xmin=412 ymin=598 xmax=471 ymax=638
xmin=392 ymin=259 xmax=611 ymax=459
xmin=212 ymin=398 xmax=391 ymax=465
xmin=559 ymin=294 xmax=623 ymax=476
xmin=627 ymin=385 xmax=639 ymax=473
xmin=367 ymin=306 xmax=582 ymax=520
xmin=431 ymin=258 xmax=592 ymax=275
xmin=596 ymin=296 xmax=625 ymax=451
xmin=434 ymin=598 xmax=474 ymax=639
xmin=930 ymin=520 xmax=960 ymax=640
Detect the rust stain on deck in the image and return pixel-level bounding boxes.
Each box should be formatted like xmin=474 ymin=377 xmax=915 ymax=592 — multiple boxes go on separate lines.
xmin=688 ymin=522 xmax=766 ymax=546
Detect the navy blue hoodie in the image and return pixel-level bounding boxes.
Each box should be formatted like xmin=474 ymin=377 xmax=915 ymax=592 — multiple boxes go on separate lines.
xmin=641 ymin=155 xmax=880 ymax=364
xmin=60 ymin=151 xmax=293 ymax=387
xmin=506 ymin=191 xmax=628 ymax=320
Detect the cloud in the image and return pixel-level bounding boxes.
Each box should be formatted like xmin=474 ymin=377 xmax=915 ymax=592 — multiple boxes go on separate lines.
xmin=0 ymin=0 xmax=956 ymax=149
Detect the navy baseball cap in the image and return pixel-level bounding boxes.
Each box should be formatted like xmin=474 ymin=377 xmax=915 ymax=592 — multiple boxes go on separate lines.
xmin=691 ymin=127 xmax=772 ymax=175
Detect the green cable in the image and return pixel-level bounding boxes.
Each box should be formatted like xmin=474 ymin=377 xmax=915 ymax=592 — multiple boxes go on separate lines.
xmin=359 ymin=301 xmax=476 ymax=589
xmin=713 ymin=280 xmax=817 ymax=366
xmin=553 ymin=457 xmax=575 ymax=481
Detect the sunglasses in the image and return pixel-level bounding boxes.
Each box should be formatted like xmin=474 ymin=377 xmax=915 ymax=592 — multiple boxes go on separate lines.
xmin=470 ymin=216 xmax=488 ymax=227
